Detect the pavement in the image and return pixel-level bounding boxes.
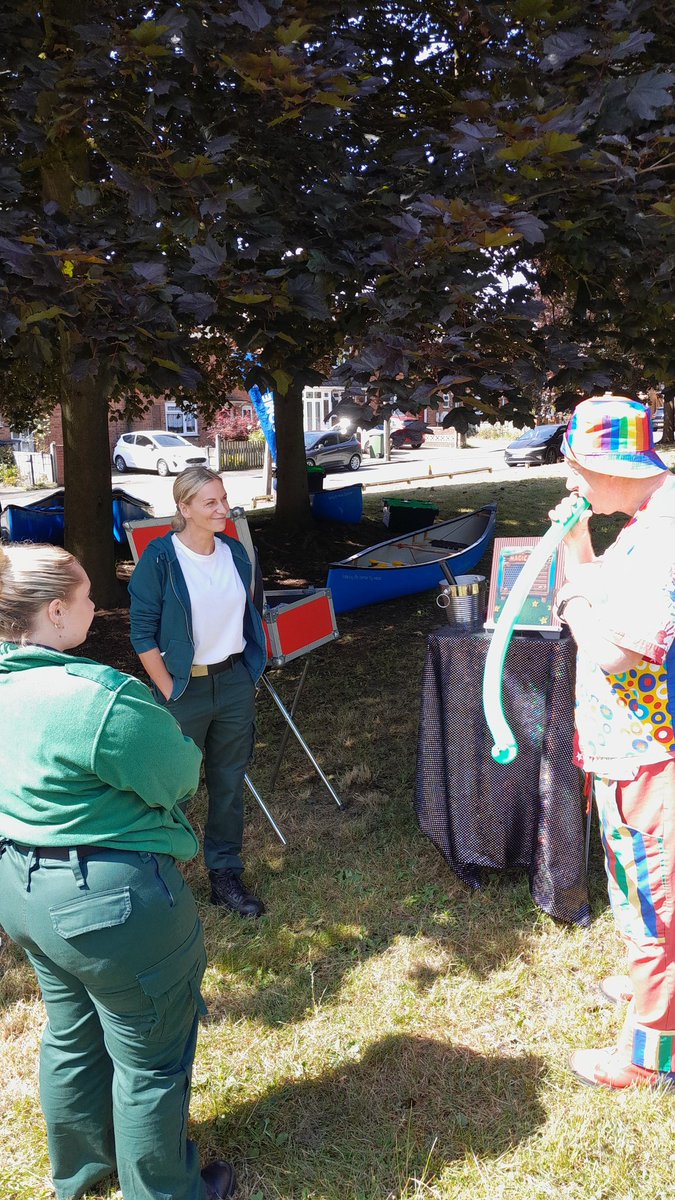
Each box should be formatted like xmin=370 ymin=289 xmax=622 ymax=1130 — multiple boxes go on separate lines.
xmin=0 ymin=436 xmax=571 ymax=516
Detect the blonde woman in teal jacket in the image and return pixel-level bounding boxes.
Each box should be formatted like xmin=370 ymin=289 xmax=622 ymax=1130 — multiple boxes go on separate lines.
xmin=0 ymin=544 xmax=236 ymax=1200
xmin=129 ymin=466 xmax=267 ymax=919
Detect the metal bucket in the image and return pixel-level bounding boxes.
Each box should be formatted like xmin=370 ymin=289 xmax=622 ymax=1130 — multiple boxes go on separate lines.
xmin=436 ymin=574 xmax=487 ymax=629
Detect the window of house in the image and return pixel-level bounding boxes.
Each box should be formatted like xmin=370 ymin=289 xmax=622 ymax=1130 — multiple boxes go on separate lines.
xmin=165 ymin=403 xmax=197 ymax=436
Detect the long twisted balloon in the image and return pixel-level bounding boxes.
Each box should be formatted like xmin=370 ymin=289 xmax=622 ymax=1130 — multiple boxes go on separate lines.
xmin=482 ymin=495 xmax=590 ymax=764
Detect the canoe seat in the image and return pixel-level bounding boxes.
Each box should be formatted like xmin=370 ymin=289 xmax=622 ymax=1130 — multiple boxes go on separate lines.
xmin=428 ymin=539 xmax=468 ymax=551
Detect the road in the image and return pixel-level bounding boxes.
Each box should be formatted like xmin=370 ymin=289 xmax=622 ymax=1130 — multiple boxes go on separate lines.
xmin=1 ymin=436 xmax=570 ymax=516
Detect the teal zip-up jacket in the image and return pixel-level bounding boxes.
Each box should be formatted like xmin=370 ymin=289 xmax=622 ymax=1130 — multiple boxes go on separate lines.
xmin=128 ymin=531 xmax=267 ymax=700
xmin=0 ymin=643 xmax=202 ymax=858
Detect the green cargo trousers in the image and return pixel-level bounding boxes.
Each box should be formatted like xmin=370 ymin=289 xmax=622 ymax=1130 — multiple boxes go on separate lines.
xmin=0 ymin=842 xmax=210 ymax=1200
xmin=167 ymin=660 xmax=256 ymax=874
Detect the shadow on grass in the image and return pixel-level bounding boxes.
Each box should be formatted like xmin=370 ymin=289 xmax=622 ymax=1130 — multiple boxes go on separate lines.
xmin=186 ymin=580 xmax=599 ymax=1031
xmin=192 ymin=771 xmax=576 ymax=1029
xmin=195 ymin=1033 xmax=547 ymax=1200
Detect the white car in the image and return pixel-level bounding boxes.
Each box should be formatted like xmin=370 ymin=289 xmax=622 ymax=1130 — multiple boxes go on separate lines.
xmin=112 ymin=431 xmax=209 ymax=477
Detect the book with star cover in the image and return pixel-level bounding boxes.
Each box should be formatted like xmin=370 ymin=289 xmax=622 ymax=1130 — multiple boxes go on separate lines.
xmin=485 ymin=536 xmax=567 ymax=632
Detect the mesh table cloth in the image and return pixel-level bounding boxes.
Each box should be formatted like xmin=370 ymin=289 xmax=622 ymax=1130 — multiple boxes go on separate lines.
xmin=415 ymin=626 xmax=590 ymax=926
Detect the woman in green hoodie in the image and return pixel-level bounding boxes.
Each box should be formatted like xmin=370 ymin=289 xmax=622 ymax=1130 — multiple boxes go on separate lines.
xmin=0 ymin=543 xmax=236 ymax=1200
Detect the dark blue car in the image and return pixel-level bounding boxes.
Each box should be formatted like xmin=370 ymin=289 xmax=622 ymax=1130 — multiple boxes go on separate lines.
xmin=504 ymin=424 xmax=566 ymax=467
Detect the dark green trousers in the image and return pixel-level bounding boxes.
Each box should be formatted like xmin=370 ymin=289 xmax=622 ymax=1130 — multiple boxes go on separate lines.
xmin=168 ymin=660 xmax=256 ymax=873
xmin=0 ymin=843 xmax=209 ymax=1200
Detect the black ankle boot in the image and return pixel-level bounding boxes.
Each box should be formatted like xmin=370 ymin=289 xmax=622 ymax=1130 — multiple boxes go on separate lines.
xmin=201 ymin=1159 xmax=237 ymax=1198
xmin=209 ymin=869 xmax=265 ymax=918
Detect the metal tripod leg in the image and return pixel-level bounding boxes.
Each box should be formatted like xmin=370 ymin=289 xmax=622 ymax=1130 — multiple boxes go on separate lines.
xmin=267 ymin=658 xmax=311 ymax=796
xmin=261 ymin=673 xmax=344 ymax=809
xmin=245 ymin=773 xmax=287 ymax=845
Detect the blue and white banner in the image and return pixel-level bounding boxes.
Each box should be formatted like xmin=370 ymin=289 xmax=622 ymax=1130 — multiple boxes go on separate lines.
xmin=248 ymin=385 xmax=276 ymax=463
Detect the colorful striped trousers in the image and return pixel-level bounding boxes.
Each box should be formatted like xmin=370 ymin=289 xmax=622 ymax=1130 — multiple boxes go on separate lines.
xmin=596 ymin=757 xmax=675 ymax=1072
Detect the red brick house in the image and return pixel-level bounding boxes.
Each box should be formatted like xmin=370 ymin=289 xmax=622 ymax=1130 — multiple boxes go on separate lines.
xmin=40 ymin=389 xmax=254 ymax=484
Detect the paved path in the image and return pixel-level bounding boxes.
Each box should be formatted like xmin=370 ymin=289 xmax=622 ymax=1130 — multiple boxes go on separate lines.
xmin=0 ymin=437 xmax=576 ymax=517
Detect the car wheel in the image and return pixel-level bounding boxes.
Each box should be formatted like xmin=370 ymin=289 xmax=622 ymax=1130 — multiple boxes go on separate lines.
xmin=410 ymin=439 xmax=422 ymax=449
xmin=156 ymin=458 xmax=170 ymax=477
xmin=306 ymin=458 xmax=316 ymax=468
xmin=543 ymin=445 xmax=560 ymax=465
xmin=348 ymin=453 xmax=361 ymax=471
xmin=114 ymin=455 xmax=127 ymax=472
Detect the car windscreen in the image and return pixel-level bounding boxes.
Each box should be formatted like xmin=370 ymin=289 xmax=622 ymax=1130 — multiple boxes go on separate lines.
xmin=153 ymin=434 xmax=190 ymax=447
xmin=304 ymin=432 xmax=323 ymax=448
xmin=511 ymin=426 xmax=560 ymax=447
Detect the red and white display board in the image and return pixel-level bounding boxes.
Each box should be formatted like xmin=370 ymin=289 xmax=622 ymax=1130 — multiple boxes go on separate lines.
xmin=263 ymin=588 xmax=339 ymax=666
xmin=125 ymin=510 xmax=254 ymax=571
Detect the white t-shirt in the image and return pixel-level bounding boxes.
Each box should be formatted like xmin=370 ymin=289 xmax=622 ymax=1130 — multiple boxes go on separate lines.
xmin=172 ymin=535 xmax=247 ymax=665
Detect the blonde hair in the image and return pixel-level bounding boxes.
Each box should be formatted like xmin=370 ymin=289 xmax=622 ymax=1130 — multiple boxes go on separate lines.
xmin=0 ymin=543 xmax=82 ymax=643
xmin=172 ymin=466 xmax=224 ymax=531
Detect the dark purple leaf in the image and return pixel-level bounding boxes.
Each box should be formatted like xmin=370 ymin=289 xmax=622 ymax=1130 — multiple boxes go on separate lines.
xmin=479 ymin=374 xmax=507 ymax=390
xmin=542 ymin=31 xmax=591 ymax=70
xmin=609 ymin=30 xmax=653 ymax=60
xmin=0 ymin=237 xmax=38 ymax=278
xmin=110 ymin=166 xmax=157 ymax=220
xmin=0 ymin=312 xmax=21 ymax=340
xmin=231 ymin=0 xmax=272 ymax=32
xmin=511 ymin=212 xmax=547 ymax=244
xmin=177 ymin=364 xmax=202 ymax=389
xmin=175 ymin=292 xmax=217 ymax=321
xmin=287 ymin=275 xmax=330 ymax=320
xmin=626 ymin=71 xmax=675 ymax=121
xmin=205 ymin=135 xmax=237 ymax=158
xmin=388 ymin=214 xmax=422 ymax=237
xmin=132 ymin=261 xmax=168 ymax=284
xmin=0 ymin=167 xmax=22 ymax=201
xmin=188 ymin=237 xmax=228 ymax=278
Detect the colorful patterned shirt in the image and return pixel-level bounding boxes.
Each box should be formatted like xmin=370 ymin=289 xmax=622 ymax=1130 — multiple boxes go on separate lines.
xmin=574 ymin=474 xmax=675 ymax=780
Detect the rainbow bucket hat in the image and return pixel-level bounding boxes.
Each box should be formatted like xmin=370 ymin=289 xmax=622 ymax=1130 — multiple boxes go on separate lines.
xmin=562 ymin=396 xmax=668 ymax=478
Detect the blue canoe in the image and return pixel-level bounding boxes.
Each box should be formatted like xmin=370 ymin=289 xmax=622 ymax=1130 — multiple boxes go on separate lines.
xmin=0 ymin=488 xmax=152 ymax=546
xmin=327 ymin=503 xmax=497 ymax=613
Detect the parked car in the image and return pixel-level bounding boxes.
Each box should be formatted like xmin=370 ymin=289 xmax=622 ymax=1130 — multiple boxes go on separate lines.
xmin=390 ymin=418 xmax=428 ymax=449
xmin=504 ymin=424 xmax=567 ymax=467
xmin=112 ymin=431 xmax=209 ymax=476
xmin=304 ymin=430 xmax=362 ymax=471
xmin=652 ymin=407 xmax=664 ymax=432
xmin=361 ymin=419 xmax=428 ymax=453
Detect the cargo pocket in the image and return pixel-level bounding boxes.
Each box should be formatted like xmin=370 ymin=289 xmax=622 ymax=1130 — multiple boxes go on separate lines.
xmin=50 ymin=887 xmax=132 ymax=938
xmin=136 ymin=918 xmax=208 ymax=1038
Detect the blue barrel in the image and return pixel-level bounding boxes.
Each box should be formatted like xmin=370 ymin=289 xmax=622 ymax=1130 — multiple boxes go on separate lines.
xmin=311 ymin=484 xmax=363 ymax=524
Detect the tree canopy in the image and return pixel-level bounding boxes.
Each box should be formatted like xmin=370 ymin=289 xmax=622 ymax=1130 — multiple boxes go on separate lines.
xmin=0 ymin=2 xmax=673 ymax=598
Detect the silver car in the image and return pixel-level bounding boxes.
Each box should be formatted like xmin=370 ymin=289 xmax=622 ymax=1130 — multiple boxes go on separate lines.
xmin=304 ymin=430 xmax=362 ymax=472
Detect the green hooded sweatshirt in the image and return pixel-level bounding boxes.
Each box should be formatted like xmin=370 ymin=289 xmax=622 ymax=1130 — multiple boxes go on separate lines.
xmin=0 ymin=642 xmax=202 ymax=860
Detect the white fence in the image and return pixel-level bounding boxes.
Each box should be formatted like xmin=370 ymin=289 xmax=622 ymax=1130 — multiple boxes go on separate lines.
xmin=13 ymin=450 xmax=57 ymax=486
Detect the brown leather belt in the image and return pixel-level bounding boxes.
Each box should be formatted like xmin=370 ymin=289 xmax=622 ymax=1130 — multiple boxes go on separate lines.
xmin=190 ymin=652 xmax=244 ymax=678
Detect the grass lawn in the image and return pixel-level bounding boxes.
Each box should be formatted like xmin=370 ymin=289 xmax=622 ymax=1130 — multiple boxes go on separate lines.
xmin=2 ymin=461 xmax=674 ymax=1200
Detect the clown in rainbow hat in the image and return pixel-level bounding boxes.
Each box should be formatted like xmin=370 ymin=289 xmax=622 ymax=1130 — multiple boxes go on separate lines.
xmin=551 ymin=394 xmax=675 ymax=1091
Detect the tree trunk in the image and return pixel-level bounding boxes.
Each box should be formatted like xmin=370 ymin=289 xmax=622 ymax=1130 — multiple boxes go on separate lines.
xmin=273 ymin=384 xmax=310 ymax=525
xmin=663 ymin=387 xmax=674 ymax=446
xmin=61 ymin=382 xmax=121 ymax=607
